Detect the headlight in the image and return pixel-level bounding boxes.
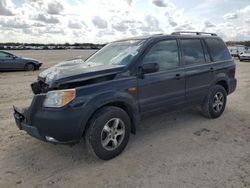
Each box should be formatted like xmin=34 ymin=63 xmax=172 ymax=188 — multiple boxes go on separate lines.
xmin=43 ymin=89 xmax=75 ymax=108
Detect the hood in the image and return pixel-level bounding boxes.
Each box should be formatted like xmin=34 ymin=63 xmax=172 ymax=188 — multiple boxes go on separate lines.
xmin=241 ymin=52 xmax=250 ymax=56
xmin=20 ymin=57 xmax=40 ymax=63
xmin=38 ymin=59 xmax=126 ymax=87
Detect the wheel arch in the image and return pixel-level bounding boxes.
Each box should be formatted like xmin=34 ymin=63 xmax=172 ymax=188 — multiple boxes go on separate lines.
xmin=215 ymin=80 xmax=229 ymax=94
xmin=80 ymin=95 xmax=140 ymax=138
xmin=212 ymin=73 xmax=230 ymax=94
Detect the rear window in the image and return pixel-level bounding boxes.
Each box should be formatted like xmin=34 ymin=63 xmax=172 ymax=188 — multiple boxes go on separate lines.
xmin=205 ymin=38 xmax=232 ymax=61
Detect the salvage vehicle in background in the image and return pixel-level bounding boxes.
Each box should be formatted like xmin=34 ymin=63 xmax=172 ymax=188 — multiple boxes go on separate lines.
xmin=239 ymin=50 xmax=250 ymax=61
xmin=227 ymin=45 xmax=247 ymax=58
xmin=14 ymin=32 xmax=237 ymax=160
xmin=0 ymin=51 xmax=42 ymax=71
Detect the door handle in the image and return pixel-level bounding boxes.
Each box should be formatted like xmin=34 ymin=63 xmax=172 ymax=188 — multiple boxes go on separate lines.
xmin=210 ymin=67 xmax=215 ymax=72
xmin=175 ymin=74 xmax=181 ymax=80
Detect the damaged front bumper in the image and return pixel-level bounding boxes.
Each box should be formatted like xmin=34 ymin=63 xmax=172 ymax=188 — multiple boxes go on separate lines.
xmin=13 ymin=94 xmax=85 ymax=144
xmin=14 ymin=106 xmax=46 ymax=141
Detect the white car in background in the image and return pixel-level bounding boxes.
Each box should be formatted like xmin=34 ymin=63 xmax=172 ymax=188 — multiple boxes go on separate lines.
xmin=228 ymin=45 xmax=247 ymax=57
xmin=239 ymin=50 xmax=250 ymax=61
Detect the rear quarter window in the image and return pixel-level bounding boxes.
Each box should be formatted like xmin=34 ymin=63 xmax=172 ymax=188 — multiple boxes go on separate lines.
xmin=205 ymin=38 xmax=232 ymax=61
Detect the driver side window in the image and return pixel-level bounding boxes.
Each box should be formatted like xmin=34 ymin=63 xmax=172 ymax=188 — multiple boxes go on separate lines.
xmin=143 ymin=39 xmax=179 ymax=71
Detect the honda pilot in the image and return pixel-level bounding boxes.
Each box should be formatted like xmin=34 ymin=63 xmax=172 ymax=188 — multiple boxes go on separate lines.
xmin=14 ymin=32 xmax=237 ymax=160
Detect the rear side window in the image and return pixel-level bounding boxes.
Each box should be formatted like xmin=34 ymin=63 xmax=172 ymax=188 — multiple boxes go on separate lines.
xmin=180 ymin=39 xmax=205 ymax=66
xmin=205 ymin=38 xmax=232 ymax=61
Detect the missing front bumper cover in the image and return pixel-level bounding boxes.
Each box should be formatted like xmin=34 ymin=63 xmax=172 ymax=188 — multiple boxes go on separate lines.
xmin=13 ymin=106 xmax=45 ymax=140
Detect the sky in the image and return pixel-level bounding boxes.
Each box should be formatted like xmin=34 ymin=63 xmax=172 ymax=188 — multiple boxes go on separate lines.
xmin=0 ymin=0 xmax=250 ymax=44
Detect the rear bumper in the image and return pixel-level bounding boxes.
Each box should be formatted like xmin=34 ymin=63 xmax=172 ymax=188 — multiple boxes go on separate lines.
xmin=239 ymin=56 xmax=250 ymax=60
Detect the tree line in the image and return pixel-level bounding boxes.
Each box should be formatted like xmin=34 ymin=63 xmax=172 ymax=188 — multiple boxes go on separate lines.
xmin=0 ymin=42 xmax=106 ymax=50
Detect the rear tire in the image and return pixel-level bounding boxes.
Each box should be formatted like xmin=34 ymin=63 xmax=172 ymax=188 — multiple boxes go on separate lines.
xmin=201 ymin=85 xmax=227 ymax=119
xmin=85 ymin=106 xmax=131 ymax=160
xmin=25 ymin=63 xmax=35 ymax=71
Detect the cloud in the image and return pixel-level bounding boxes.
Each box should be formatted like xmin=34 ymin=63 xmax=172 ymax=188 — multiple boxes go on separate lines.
xmin=47 ymin=1 xmax=64 ymax=15
xmin=32 ymin=22 xmax=46 ymax=27
xmin=34 ymin=14 xmax=60 ymax=24
xmin=92 ymin=16 xmax=108 ymax=29
xmin=145 ymin=15 xmax=160 ymax=31
xmin=204 ymin=20 xmax=215 ymax=28
xmin=68 ymin=20 xmax=84 ymax=29
xmin=246 ymin=18 xmax=250 ymax=23
xmin=0 ymin=17 xmax=29 ymax=29
xmin=239 ymin=5 xmax=250 ymax=14
xmin=174 ymin=23 xmax=194 ymax=31
xmin=1 ymin=0 xmax=250 ymax=43
xmin=152 ymin=0 xmax=169 ymax=7
xmin=124 ymin=0 xmax=133 ymax=6
xmin=112 ymin=22 xmax=129 ymax=32
xmin=168 ymin=17 xmax=177 ymax=27
xmin=223 ymin=12 xmax=238 ymax=20
xmin=44 ymin=27 xmax=65 ymax=34
xmin=0 ymin=0 xmax=14 ymax=16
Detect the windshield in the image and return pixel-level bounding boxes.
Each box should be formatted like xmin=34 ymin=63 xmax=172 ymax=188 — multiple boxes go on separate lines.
xmin=85 ymin=40 xmax=144 ymax=66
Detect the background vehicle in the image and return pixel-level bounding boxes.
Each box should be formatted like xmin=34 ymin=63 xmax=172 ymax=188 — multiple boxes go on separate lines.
xmin=239 ymin=50 xmax=250 ymax=61
xmin=0 ymin=51 xmax=42 ymax=71
xmin=228 ymin=45 xmax=247 ymax=57
xmin=14 ymin=32 xmax=237 ymax=160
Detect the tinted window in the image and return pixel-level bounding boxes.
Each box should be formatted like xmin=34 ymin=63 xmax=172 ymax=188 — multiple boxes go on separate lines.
xmin=202 ymin=41 xmax=212 ymax=62
xmin=180 ymin=39 xmax=205 ymax=65
xmin=0 ymin=52 xmax=9 ymax=57
xmin=143 ymin=40 xmax=179 ymax=71
xmin=205 ymin=38 xmax=232 ymax=61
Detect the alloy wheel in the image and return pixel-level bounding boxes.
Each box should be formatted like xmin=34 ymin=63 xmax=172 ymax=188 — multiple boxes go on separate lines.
xmin=212 ymin=92 xmax=224 ymax=112
xmin=101 ymin=118 xmax=125 ymax=151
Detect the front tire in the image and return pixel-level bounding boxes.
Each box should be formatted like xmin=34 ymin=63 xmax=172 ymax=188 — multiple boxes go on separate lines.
xmin=25 ymin=63 xmax=35 ymax=71
xmin=85 ymin=106 xmax=131 ymax=160
xmin=201 ymin=85 xmax=227 ymax=119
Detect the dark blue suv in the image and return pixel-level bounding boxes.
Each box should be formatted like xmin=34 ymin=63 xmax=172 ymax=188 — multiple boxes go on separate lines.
xmin=14 ymin=32 xmax=237 ymax=160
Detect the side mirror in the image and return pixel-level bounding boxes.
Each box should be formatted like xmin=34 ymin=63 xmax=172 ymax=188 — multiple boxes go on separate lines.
xmin=138 ymin=62 xmax=159 ymax=79
xmin=141 ymin=62 xmax=159 ymax=74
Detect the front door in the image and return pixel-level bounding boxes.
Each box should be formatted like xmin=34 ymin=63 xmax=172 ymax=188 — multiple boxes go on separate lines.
xmin=137 ymin=39 xmax=185 ymax=116
xmin=0 ymin=52 xmax=16 ymax=70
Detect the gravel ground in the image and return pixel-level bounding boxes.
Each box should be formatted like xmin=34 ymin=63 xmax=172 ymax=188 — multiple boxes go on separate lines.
xmin=0 ymin=50 xmax=249 ymax=188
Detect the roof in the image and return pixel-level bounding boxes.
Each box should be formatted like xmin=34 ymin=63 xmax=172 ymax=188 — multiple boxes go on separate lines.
xmin=114 ymin=31 xmax=220 ymax=42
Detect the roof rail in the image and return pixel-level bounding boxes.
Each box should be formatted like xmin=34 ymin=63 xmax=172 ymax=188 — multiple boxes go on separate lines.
xmin=171 ymin=31 xmax=217 ymax=36
xmin=152 ymin=33 xmax=164 ymax=36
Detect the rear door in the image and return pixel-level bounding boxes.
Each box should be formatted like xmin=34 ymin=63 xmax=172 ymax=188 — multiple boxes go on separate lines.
xmin=137 ymin=39 xmax=185 ymax=116
xmin=204 ymin=38 xmax=235 ymax=85
xmin=180 ymin=38 xmax=214 ymax=104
